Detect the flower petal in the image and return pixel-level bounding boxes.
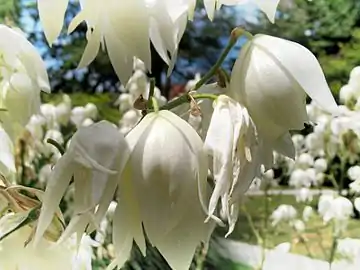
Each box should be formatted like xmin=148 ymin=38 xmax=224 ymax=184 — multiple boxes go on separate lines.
xmin=253 ymin=34 xmax=339 ymax=114
xmin=37 ymin=0 xmax=69 ymax=45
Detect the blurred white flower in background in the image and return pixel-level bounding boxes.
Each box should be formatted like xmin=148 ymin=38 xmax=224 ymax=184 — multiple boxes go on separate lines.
xmin=271 ymin=204 xmax=297 ymax=226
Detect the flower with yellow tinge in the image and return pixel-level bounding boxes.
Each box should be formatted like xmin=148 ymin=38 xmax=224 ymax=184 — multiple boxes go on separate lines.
xmin=109 ymin=110 xmax=215 ymax=270
xmin=204 ymin=0 xmax=280 ymax=21
xmin=230 ymin=34 xmax=339 ymax=161
xmin=0 ymin=25 xmax=50 ymax=139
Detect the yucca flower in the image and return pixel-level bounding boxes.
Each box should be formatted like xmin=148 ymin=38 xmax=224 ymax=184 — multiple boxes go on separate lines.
xmin=230 ymin=34 xmax=339 ymax=159
xmin=204 ymin=95 xmax=264 ymax=235
xmin=109 ymin=110 xmax=215 ymax=270
xmin=34 ymin=121 xmax=129 ymax=246
xmin=0 ymin=25 xmax=50 ymax=139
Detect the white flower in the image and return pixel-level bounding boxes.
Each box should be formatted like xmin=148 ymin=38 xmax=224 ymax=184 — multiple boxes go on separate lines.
xmin=230 ymin=34 xmax=338 ymax=156
xmin=42 ymin=129 xmax=64 ymax=161
xmin=38 ymin=164 xmax=53 ymax=185
xmin=34 ymin=121 xmax=129 ymax=246
xmin=348 ymin=165 xmax=360 ymax=181
xmin=26 ymin=115 xmax=47 ymax=140
xmin=296 ymin=187 xmax=313 ymax=203
xmin=296 ymin=153 xmax=314 ymax=169
xmin=0 ymin=126 xmax=15 ymax=179
xmin=354 ymin=198 xmax=360 ymax=213
xmin=69 ymin=234 xmax=99 ymax=270
xmin=271 ymin=204 xmax=297 ymax=226
xmin=0 ymin=25 xmax=50 ymax=137
xmin=147 ymin=0 xmax=189 ymax=74
xmin=81 ymin=118 xmax=95 ymax=127
xmin=339 ymin=84 xmax=357 ymax=104
xmin=40 ymin=103 xmax=57 ymax=128
xmin=55 ymin=101 xmax=71 ymax=126
xmin=302 ymin=206 xmax=313 ymax=222
xmin=318 ymin=194 xmax=353 ymax=234
xmin=314 ymin=158 xmax=327 ymax=173
xmin=204 ymin=95 xmax=264 ymax=235
xmin=37 ymin=0 xmax=70 ymax=44
xmin=289 ymin=169 xmax=311 ymax=188
xmin=291 ymin=134 xmax=304 ymax=153
xmin=204 ymin=0 xmax=280 ymax=22
xmin=291 ymin=219 xmax=305 ymax=232
xmin=68 ymin=0 xmax=151 ymax=84
xmin=110 ymin=110 xmax=214 ymax=270
xmin=336 ymin=238 xmax=360 ymax=264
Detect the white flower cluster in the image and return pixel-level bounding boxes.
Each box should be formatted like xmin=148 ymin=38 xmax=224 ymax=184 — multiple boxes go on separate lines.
xmin=36 ymin=0 xmax=280 ymax=84
xmin=3 ymin=1 xmax=359 ymax=269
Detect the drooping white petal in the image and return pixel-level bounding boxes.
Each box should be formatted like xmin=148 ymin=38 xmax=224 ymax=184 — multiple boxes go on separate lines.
xmin=34 ymin=155 xmax=76 ymax=246
xmin=252 ymin=34 xmax=339 ymax=114
xmin=120 ymin=110 xmax=214 ymax=270
xmin=37 ymin=0 xmax=70 ymax=45
xmin=251 ymin=0 xmax=280 ymax=23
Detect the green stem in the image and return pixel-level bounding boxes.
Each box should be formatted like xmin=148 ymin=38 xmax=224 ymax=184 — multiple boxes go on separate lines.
xmin=326 ymin=174 xmax=339 ymax=190
xmin=159 ymin=93 xmax=218 ymax=111
xmin=329 ymin=237 xmax=338 ymax=268
xmin=47 ymin=139 xmax=65 ymax=155
xmin=193 ymin=27 xmax=253 ymax=91
xmin=328 ymin=223 xmax=339 ymax=269
xmin=242 ymin=203 xmax=266 ymax=270
xmin=338 ymin=154 xmax=346 ymax=194
xmin=147 ymin=78 xmax=156 ymax=111
xmin=151 ymin=97 xmax=159 ymax=113
xmin=242 ymin=205 xmax=263 ymax=245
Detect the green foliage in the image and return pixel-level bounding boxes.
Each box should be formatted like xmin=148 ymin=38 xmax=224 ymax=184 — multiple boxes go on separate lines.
xmin=0 ymin=0 xmax=20 ymax=24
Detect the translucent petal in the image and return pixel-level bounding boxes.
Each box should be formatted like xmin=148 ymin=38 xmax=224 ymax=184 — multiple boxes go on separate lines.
xmin=37 ymin=0 xmax=69 ymax=45
xmin=110 ymin=166 xmax=145 ymax=269
xmin=252 ymin=0 xmax=280 ymax=23
xmin=33 ymin=155 xmax=75 ymax=246
xmin=78 ymin=28 xmax=101 ymax=69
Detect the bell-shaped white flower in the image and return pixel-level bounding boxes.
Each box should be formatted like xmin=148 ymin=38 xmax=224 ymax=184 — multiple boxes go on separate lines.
xmin=230 ymin=34 xmax=339 ymax=156
xmin=34 ymin=121 xmax=129 ymax=246
xmin=204 ymin=0 xmax=280 ymax=22
xmin=0 ymin=25 xmax=50 ymax=137
xmin=204 ymin=95 xmax=264 ymax=235
xmin=110 ymin=110 xmax=214 ymax=270
xmin=318 ymin=194 xmax=353 ymax=234
xmin=270 ymin=204 xmax=297 ymax=226
xmin=37 ymin=0 xmax=70 ymax=44
xmin=68 ymin=0 xmax=151 ymax=84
